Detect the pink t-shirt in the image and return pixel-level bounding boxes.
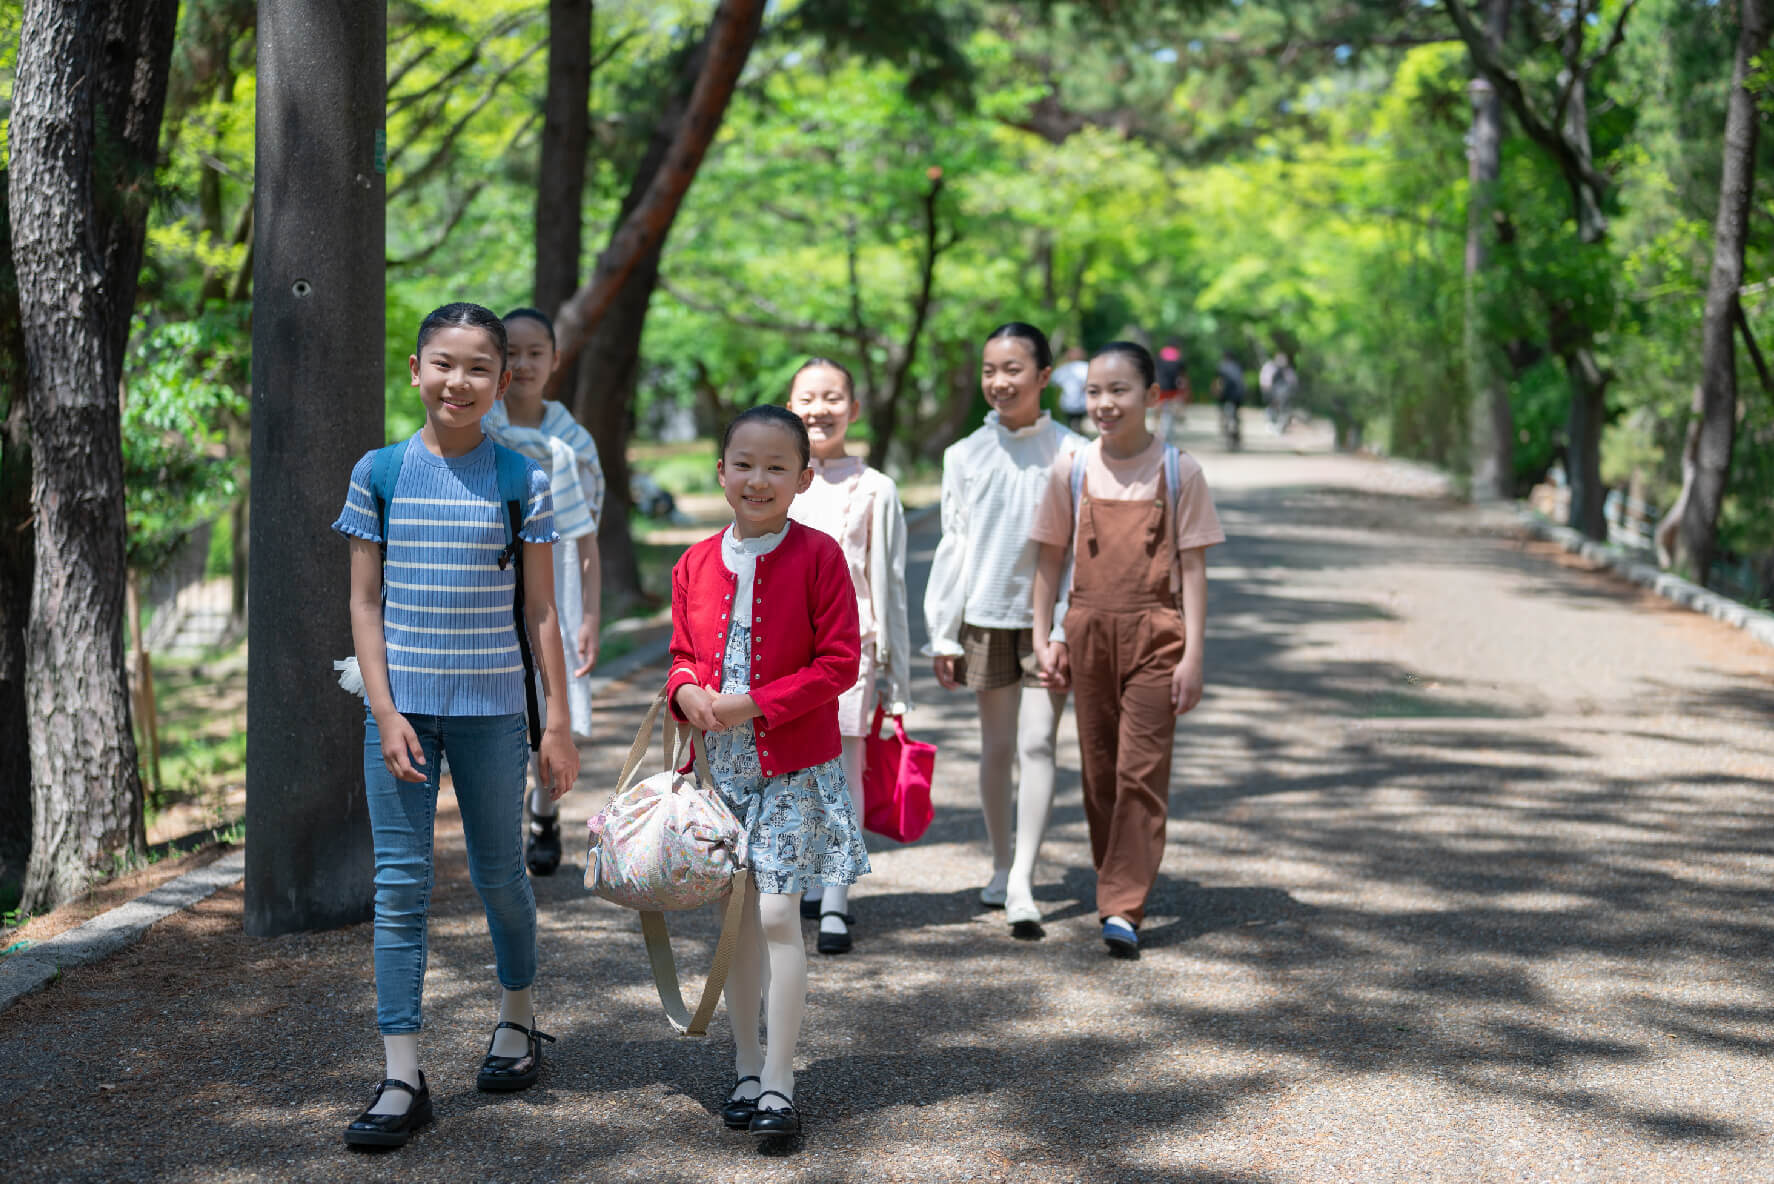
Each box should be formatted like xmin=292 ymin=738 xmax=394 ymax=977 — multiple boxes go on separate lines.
xmin=1029 ymin=437 xmax=1226 ymax=552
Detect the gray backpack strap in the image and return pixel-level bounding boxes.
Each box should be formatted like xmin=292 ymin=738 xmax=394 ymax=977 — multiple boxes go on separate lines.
xmin=1163 ymin=444 xmax=1184 ymax=611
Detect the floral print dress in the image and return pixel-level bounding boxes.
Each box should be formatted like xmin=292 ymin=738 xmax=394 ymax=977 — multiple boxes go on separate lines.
xmin=705 ymin=618 xmax=871 ymax=895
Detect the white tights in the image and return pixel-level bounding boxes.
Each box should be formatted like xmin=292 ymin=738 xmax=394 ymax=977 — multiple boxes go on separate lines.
xmin=812 ymin=738 xmax=867 ymax=932
xmin=975 ymin=684 xmax=1065 ymax=913
xmin=529 ymin=756 xmax=557 ymax=820
xmin=722 ymin=890 xmax=806 ymax=1107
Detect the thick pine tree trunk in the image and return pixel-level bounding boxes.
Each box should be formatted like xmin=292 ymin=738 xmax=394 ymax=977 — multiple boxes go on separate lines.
xmin=535 ymin=0 xmax=593 ymax=316
xmin=0 ymin=176 xmax=32 ymax=886
xmin=1670 ymin=0 xmax=1771 ymax=583
xmin=10 ymin=0 xmax=179 ymax=912
xmin=1463 ymin=0 xmax=1514 ymax=500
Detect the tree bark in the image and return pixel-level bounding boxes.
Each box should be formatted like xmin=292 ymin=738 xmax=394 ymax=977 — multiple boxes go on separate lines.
xmin=866 ymin=171 xmax=952 ymax=471
xmin=535 ymin=0 xmax=593 ymax=316
xmin=0 ymin=172 xmax=32 ymax=886
xmin=558 ymin=3 xmax=763 ymax=609
xmin=551 ymin=0 xmax=765 ymax=371
xmin=1562 ymin=345 xmax=1609 ymax=541
xmin=1463 ymin=0 xmax=1514 ymax=500
xmin=10 ymin=0 xmax=177 ymax=912
xmin=245 ymin=0 xmax=385 ymax=935
xmin=1668 ymin=0 xmax=1770 ymax=584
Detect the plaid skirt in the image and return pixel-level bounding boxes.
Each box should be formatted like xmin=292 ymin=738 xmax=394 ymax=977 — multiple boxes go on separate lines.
xmin=955 ymin=623 xmax=1044 ymax=692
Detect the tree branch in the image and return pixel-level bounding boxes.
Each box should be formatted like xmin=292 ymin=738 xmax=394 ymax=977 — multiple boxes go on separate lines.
xmin=1736 ymin=296 xmax=1774 ymax=399
xmin=388 ymin=38 xmax=546 ymax=202
xmin=552 ymin=0 xmax=768 ymax=373
xmin=659 ymin=276 xmax=858 ymax=340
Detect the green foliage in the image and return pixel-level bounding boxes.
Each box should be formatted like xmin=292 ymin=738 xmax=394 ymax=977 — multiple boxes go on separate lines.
xmin=121 ymin=309 xmax=249 ymax=575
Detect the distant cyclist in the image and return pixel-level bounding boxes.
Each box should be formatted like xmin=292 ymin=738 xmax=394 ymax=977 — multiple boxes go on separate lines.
xmin=1153 ymin=341 xmax=1189 ymax=442
xmin=1259 ymin=350 xmax=1297 ymax=434
xmin=1213 ymin=349 xmax=1245 ymax=449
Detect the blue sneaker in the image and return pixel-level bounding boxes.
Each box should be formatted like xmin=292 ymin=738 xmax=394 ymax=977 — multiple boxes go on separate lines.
xmin=1102 ymin=917 xmax=1139 ymax=959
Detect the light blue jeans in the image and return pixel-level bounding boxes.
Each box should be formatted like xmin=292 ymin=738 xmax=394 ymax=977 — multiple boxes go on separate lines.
xmin=363 ymin=709 xmax=536 ymax=1035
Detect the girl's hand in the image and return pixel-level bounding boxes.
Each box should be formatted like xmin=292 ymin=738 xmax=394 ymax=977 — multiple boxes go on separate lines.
xmin=932 ymin=654 xmax=960 ymax=691
xmin=574 ymin=617 xmax=599 ymax=678
xmin=375 ymin=709 xmax=428 ymax=783
xmin=1035 ymin=639 xmax=1070 ymax=690
xmin=711 ymin=692 xmax=759 ymax=730
xmin=538 ymin=725 xmax=580 ymax=801
xmin=674 ymin=683 xmax=722 ymax=732
xmin=1171 ymin=654 xmax=1204 ymax=716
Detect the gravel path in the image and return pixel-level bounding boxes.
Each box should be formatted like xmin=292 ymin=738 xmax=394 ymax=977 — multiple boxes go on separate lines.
xmin=3 ymin=408 xmax=1771 ymax=1183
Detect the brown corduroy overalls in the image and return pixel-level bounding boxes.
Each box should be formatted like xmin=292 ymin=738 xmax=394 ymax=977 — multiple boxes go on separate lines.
xmin=1065 ymin=466 xmax=1186 ymax=926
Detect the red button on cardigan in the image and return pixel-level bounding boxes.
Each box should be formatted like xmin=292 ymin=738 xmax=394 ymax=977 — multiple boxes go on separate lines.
xmin=666 ymin=522 xmax=860 ymax=777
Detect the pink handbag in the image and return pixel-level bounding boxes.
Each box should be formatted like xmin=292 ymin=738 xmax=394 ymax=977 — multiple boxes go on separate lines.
xmin=862 ymin=703 xmax=935 ymax=843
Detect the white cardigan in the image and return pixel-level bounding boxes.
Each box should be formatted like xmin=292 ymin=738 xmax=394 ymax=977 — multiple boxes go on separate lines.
xmin=924 ymin=411 xmax=1084 ymax=656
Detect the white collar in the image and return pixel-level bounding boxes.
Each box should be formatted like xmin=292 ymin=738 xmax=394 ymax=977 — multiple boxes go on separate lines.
xmin=723 ymin=521 xmax=790 ymax=559
xmin=985 ymin=410 xmax=1053 ymax=439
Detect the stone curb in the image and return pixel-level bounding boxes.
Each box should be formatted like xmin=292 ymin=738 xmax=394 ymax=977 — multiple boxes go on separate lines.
xmin=1515 ymin=507 xmax=1774 ymax=652
xmin=0 ymin=847 xmax=247 ymax=1014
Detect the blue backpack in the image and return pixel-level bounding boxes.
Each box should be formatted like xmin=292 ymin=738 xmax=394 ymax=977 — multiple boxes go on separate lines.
xmin=369 ymin=437 xmax=542 ymax=751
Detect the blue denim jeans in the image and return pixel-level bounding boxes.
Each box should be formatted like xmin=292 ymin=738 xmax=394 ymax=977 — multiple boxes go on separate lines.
xmin=363 ymin=709 xmax=536 ymax=1034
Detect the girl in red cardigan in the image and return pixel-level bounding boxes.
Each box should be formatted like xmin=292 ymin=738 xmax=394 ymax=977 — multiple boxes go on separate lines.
xmin=667 ymin=405 xmax=865 ymax=1139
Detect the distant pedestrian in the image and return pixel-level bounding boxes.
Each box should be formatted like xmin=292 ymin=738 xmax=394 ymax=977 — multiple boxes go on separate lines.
xmin=1053 ymin=346 xmax=1090 ymax=432
xmin=1214 ymin=349 xmax=1246 ymax=449
xmin=1259 ymin=350 xmax=1297 ymax=434
xmin=334 ymin=303 xmax=580 ymax=1148
xmin=926 ymin=322 xmax=1085 ymax=938
xmin=482 ymin=307 xmax=604 ymax=877
xmin=668 ymin=405 xmax=867 ymax=1138
xmin=1154 ymin=341 xmax=1190 ymax=442
xmin=1030 ymin=341 xmax=1224 ymax=959
xmin=784 ymin=357 xmax=913 ymax=955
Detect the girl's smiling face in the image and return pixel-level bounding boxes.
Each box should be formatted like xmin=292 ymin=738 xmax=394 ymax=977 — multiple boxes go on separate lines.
xmin=504 ymin=316 xmax=557 ymax=402
xmin=980 ymin=337 xmax=1051 ymax=431
xmin=718 ymin=421 xmax=814 ymax=537
xmin=410 ymin=325 xmax=509 ymax=430
xmin=787 ymin=364 xmax=857 ymax=459
xmin=1086 ymin=353 xmax=1157 ymax=448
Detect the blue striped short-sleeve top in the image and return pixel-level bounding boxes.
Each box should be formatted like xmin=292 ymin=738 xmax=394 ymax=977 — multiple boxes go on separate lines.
xmin=333 ymin=433 xmax=558 ymax=717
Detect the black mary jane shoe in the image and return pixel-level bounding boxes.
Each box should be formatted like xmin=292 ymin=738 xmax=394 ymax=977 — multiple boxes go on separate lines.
xmin=749 ymin=1090 xmax=801 ymax=1138
xmin=799 ymin=894 xmax=822 ymax=921
xmin=476 ymin=1020 xmax=556 ymax=1092
xmin=816 ymin=911 xmax=855 ymax=955
xmin=526 ymin=816 xmax=563 ymax=876
xmin=721 ymin=1075 xmax=762 ymax=1130
xmin=343 ymin=1073 xmax=433 ymax=1149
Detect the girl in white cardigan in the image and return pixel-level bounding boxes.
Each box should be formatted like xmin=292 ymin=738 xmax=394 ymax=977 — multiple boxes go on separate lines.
xmin=925 ymin=323 xmax=1084 ymax=938
xmin=784 ymin=358 xmax=913 ymax=954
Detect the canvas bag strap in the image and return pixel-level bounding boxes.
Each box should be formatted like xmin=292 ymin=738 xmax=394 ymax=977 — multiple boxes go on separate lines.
xmin=639 ymin=868 xmax=755 ymax=1037
xmin=1163 ymin=443 xmax=1184 ymax=615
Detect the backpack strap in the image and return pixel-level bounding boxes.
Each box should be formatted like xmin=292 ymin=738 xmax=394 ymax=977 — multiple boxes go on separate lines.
xmin=369 ymin=437 xmax=412 ymax=561
xmin=491 ymin=443 xmax=543 ymax=752
xmin=1163 ymin=443 xmax=1184 ymax=613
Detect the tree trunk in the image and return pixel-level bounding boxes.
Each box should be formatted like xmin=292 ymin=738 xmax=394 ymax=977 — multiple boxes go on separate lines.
xmin=1669 ymin=0 xmax=1770 ymax=584
xmin=1563 ymin=345 xmax=1609 ymax=540
xmin=572 ymin=243 xmax=663 ymax=613
xmin=866 ymin=171 xmax=949 ymax=472
xmin=550 ymin=0 xmax=765 ymax=370
xmin=245 ymin=0 xmax=385 ymax=935
xmin=0 ymin=175 xmax=32 ymax=885
xmin=11 ymin=0 xmax=178 ymax=912
xmin=535 ymin=0 xmax=593 ymax=317
xmin=1463 ymin=0 xmax=1514 ymax=500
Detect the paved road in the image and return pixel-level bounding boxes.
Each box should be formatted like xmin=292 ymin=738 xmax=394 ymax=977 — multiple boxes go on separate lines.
xmin=3 ymin=407 xmax=1772 ymax=1182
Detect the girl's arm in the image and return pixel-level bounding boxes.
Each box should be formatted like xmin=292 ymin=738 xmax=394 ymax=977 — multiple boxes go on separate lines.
xmin=575 ymin=531 xmax=600 ymax=676
xmin=349 ymin=538 xmax=426 ymax=783
xmin=747 ymin=545 xmax=861 ymax=728
xmin=872 ymin=477 xmax=914 ymax=715
xmin=665 ymin=556 xmax=722 ymax=731
xmin=924 ymin=452 xmax=968 ymax=685
xmin=1171 ymin=546 xmax=1208 ymax=715
xmin=523 ymin=539 xmax=581 ymax=799
xmin=1032 ymin=541 xmax=1070 ymax=689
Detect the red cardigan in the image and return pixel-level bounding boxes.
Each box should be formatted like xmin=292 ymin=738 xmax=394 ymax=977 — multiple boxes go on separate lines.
xmin=666 ymin=521 xmax=860 ymax=777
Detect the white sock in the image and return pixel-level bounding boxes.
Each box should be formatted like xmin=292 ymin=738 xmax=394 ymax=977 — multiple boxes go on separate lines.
xmin=370 ymin=1034 xmax=421 ymax=1115
xmin=492 ymin=986 xmax=534 ymax=1057
xmin=758 ymin=892 xmax=806 ymax=1107
xmin=1005 ymin=688 xmax=1064 ymax=915
xmin=975 ymin=685 xmax=1020 ymax=877
xmin=821 ymin=737 xmax=867 ymax=932
xmin=529 ymin=757 xmax=558 ymax=820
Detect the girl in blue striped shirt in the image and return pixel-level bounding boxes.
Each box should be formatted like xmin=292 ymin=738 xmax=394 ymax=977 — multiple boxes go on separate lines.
xmin=333 ymin=303 xmax=581 ymax=1148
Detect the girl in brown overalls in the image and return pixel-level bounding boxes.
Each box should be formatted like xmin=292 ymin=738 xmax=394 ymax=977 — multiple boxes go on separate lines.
xmin=1030 ymin=341 xmax=1224 ymax=958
